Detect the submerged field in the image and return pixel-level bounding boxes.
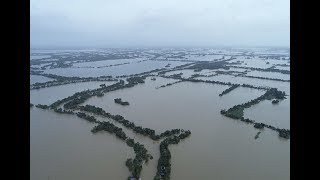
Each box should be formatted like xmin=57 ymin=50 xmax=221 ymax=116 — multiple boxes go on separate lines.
xmin=30 ymin=47 xmax=290 ymax=180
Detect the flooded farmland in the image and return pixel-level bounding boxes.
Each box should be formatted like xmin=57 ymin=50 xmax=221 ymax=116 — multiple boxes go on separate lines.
xmin=30 ymin=47 xmax=290 ymax=180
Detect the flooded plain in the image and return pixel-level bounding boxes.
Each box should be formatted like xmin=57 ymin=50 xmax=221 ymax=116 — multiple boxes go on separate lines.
xmin=30 ymin=75 xmax=54 ymax=84
xmin=44 ymin=60 xmax=188 ymax=77
xmin=30 ymin=48 xmax=290 ymax=180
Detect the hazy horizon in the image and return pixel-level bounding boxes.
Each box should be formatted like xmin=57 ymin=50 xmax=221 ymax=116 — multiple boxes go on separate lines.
xmin=31 ymin=0 xmax=290 ymax=48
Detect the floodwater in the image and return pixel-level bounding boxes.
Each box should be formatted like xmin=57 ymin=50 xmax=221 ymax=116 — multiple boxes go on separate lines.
xmin=196 ymin=74 xmax=290 ymax=95
xmin=246 ymin=71 xmax=290 ymax=80
xmin=244 ymin=97 xmax=290 ymax=129
xmin=31 ymin=51 xmax=289 ymax=180
xmin=228 ymin=57 xmax=274 ymax=69
xmin=72 ymin=58 xmax=145 ymax=68
xmin=30 ymin=75 xmax=54 ymax=85
xmin=30 ymin=108 xmax=133 ymax=180
xmin=274 ymin=66 xmax=290 ymax=71
xmin=30 ymin=55 xmax=51 ymax=60
xmin=44 ymin=60 xmax=187 ymax=77
xmin=82 ymin=78 xmax=289 ymax=180
xmin=30 ymin=81 xmax=116 ymax=105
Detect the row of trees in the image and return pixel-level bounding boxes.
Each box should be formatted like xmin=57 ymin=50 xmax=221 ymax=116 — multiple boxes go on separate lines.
xmin=91 ymin=121 xmax=127 ymax=139
xmin=76 ymin=112 xmax=98 ymax=123
xmin=157 ymin=62 xmax=196 ymax=76
xmin=53 ymin=108 xmax=74 ymax=114
xmin=89 ymin=119 xmax=153 ymax=179
xmin=116 ymin=68 xmax=166 ymax=78
xmin=227 ymin=65 xmax=290 ymax=75
xmin=154 ymin=130 xmax=192 ymax=180
xmin=186 ymin=61 xmax=228 ymax=71
xmin=156 ymin=80 xmax=182 ymax=89
xmin=219 ymin=84 xmax=240 ymax=96
xmin=48 ymin=104 xmax=153 ymax=180
xmin=35 ymin=104 xmax=49 ymax=109
xmin=75 ymin=106 xmax=193 ymax=178
xmin=166 ymin=73 xmax=183 ymax=79
xmin=79 ymin=105 xmax=183 ymax=141
xmin=239 ymin=75 xmax=290 ymax=82
xmin=125 ymin=141 xmax=153 ymax=179
xmin=96 ymin=62 xmax=130 ymax=68
xmin=221 ymin=88 xmax=286 ymax=119
xmin=30 ymin=72 xmax=116 ymax=90
xmin=49 ymin=76 xmax=145 ymax=110
xmin=161 ymin=76 xmax=269 ymax=91
xmin=220 ymin=88 xmax=289 ymax=139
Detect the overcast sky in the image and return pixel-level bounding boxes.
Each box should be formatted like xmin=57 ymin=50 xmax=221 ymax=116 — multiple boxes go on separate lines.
xmin=31 ymin=0 xmax=289 ymax=48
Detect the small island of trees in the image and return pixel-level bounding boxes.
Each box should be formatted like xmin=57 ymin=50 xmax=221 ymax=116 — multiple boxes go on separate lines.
xmin=114 ymin=98 xmax=130 ymax=106
xmin=272 ymin=99 xmax=279 ymax=104
xmin=35 ymin=104 xmax=49 ymax=109
xmin=254 ymin=132 xmax=262 ymax=139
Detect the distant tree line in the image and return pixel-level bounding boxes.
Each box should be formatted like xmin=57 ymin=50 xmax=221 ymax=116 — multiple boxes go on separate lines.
xmin=30 ymin=72 xmax=117 ymax=90
xmin=226 ymin=65 xmax=290 ymax=75
xmin=156 ymin=80 xmax=183 ymax=89
xmin=160 ymin=76 xmax=270 ymax=91
xmin=239 ymin=75 xmax=290 ymax=82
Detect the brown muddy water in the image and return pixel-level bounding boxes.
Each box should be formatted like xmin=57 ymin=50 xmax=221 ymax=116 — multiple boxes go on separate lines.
xmin=31 ymin=76 xmax=289 ymax=180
